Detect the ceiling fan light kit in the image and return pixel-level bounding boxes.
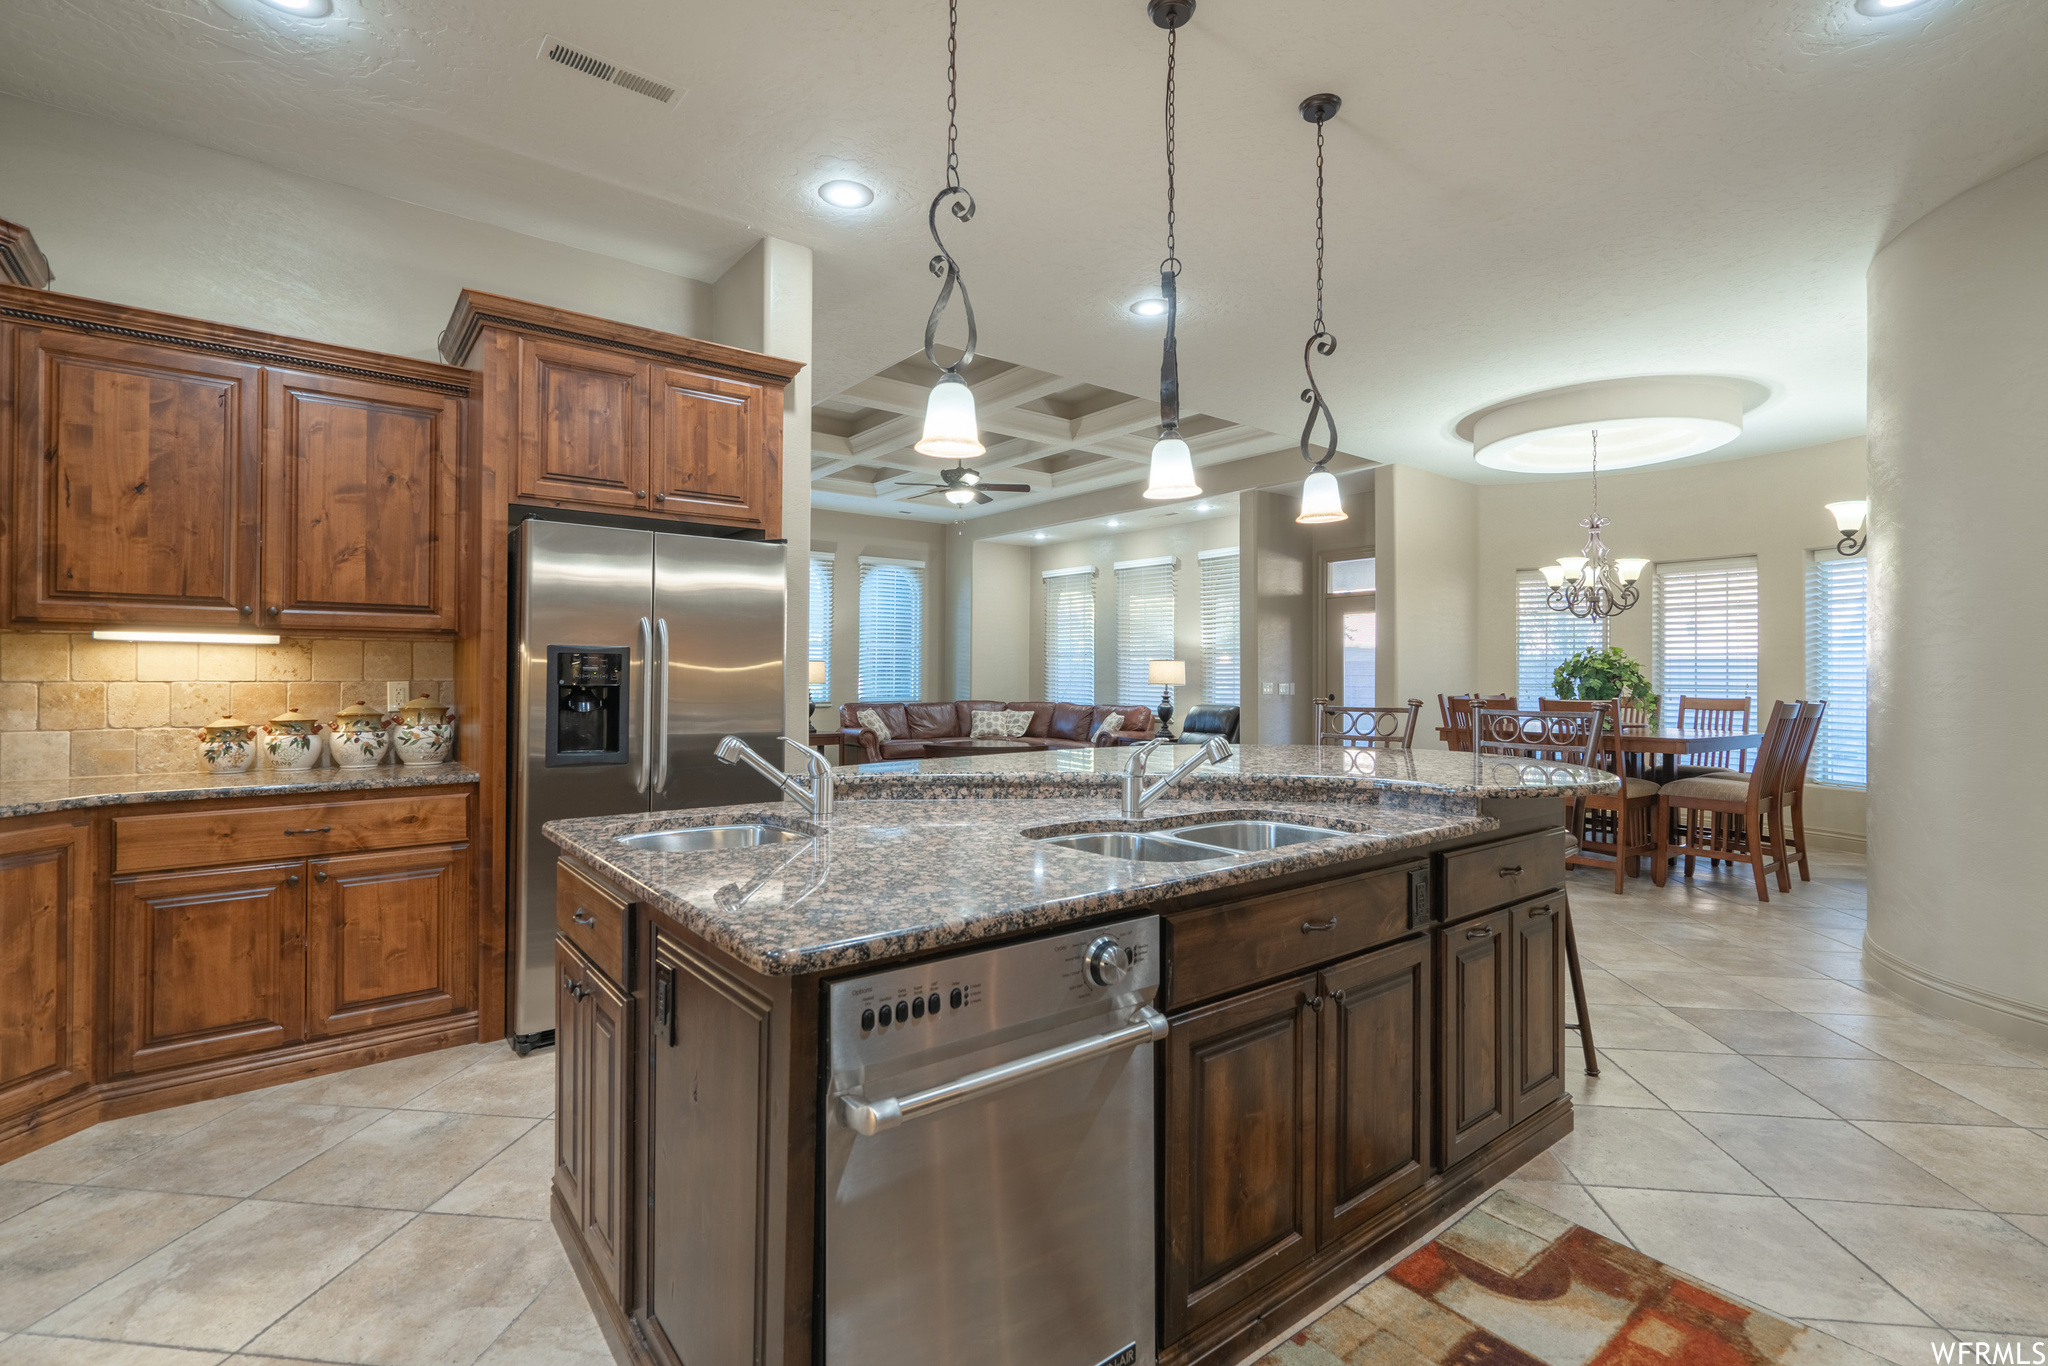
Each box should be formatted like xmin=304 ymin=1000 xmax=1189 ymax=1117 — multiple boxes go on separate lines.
xmin=1142 ymin=0 xmax=1203 ymax=502
xmin=913 ymin=0 xmax=987 ymax=461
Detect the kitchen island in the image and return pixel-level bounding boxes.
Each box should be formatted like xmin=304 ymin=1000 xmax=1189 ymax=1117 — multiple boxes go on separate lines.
xmin=542 ymin=744 xmax=1615 ymax=1366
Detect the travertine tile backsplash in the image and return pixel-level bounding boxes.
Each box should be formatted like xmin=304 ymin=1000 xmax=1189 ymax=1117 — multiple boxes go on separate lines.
xmin=0 ymin=633 xmax=456 ymax=781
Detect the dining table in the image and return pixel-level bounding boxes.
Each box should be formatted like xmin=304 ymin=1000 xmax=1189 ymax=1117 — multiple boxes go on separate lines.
xmin=1437 ymin=722 xmax=1764 ymax=782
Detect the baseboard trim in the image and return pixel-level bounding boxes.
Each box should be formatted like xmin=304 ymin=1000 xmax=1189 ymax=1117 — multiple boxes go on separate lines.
xmin=1804 ymin=826 xmax=1865 ymax=855
xmin=1862 ymin=936 xmax=2048 ymax=1052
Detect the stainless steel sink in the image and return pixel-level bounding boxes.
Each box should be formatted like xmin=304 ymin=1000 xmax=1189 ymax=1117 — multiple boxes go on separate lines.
xmin=1170 ymin=820 xmax=1344 ymax=852
xmin=1037 ymin=832 xmax=1227 ymax=863
xmin=616 ymin=824 xmax=808 ymax=853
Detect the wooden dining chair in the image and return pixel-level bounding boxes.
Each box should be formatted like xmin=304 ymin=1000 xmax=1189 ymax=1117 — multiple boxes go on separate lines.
xmin=1677 ymin=696 xmax=1752 ymax=777
xmin=1653 ymin=701 xmax=1797 ymax=902
xmin=1474 ymin=705 xmax=1603 ymax=1077
xmin=1540 ymin=700 xmax=1662 ymax=894
xmin=1773 ymin=699 xmax=1828 ymax=883
xmin=1317 ymin=699 xmax=1423 ymax=749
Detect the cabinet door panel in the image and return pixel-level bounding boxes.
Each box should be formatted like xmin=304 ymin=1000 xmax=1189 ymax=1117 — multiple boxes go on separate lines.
xmin=517 ymin=337 xmax=646 ymax=509
xmin=1512 ymin=896 xmax=1568 ymax=1122
xmin=12 ymin=329 xmax=259 ymax=624
xmin=0 ymin=822 xmax=94 ymax=1122
xmin=553 ymin=939 xmax=587 ymax=1233
xmin=648 ymin=366 xmax=767 ymax=528
xmin=582 ymin=962 xmax=629 ymax=1301
xmin=1319 ymin=937 xmax=1431 ymax=1246
xmin=112 ymin=862 xmax=305 ymax=1075
xmin=1163 ymin=973 xmax=1317 ymax=1344
xmin=306 ymin=845 xmax=468 ymax=1037
xmin=263 ymin=369 xmax=461 ymax=633
xmin=1438 ymin=909 xmax=1513 ymax=1168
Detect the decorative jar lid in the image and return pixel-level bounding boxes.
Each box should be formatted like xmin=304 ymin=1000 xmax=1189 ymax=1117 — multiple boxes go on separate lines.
xmin=201 ymin=715 xmax=255 ymax=733
xmin=335 ymin=700 xmax=387 ymax=725
xmin=268 ymin=708 xmax=318 ymax=728
xmin=399 ymin=694 xmax=451 ymax=722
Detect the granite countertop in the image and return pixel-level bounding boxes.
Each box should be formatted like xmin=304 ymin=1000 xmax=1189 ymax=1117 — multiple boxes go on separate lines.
xmin=0 ymin=763 xmax=481 ymax=820
xmin=544 ymin=744 xmax=1614 ymax=977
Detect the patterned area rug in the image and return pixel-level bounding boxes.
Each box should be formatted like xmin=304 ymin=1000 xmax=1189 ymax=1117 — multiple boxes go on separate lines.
xmin=1260 ymin=1192 xmax=1871 ymax=1366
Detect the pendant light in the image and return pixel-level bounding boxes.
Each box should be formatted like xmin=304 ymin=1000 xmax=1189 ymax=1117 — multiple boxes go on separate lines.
xmin=1540 ymin=430 xmax=1645 ymax=619
xmin=913 ymin=0 xmax=986 ymax=460
xmin=1142 ymin=0 xmax=1201 ymax=500
xmin=1294 ymin=94 xmax=1347 ymax=525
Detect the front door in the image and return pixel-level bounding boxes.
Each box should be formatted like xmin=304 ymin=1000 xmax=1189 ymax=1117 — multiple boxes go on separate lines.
xmin=1321 ymin=596 xmax=1377 ymax=707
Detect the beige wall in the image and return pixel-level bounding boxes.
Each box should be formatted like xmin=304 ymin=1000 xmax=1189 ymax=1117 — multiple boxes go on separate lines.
xmin=1026 ymin=517 xmax=1240 ymax=714
xmin=1240 ymin=492 xmax=1313 ymax=744
xmin=0 ymin=96 xmax=712 ymax=360
xmin=1472 ymin=436 xmax=1867 ymax=842
xmin=809 ymin=510 xmax=951 ymax=713
xmin=0 ymin=633 xmax=454 ymax=780
xmin=1376 ymin=465 xmax=1479 ymax=747
xmin=970 ymin=542 xmax=1032 ymax=701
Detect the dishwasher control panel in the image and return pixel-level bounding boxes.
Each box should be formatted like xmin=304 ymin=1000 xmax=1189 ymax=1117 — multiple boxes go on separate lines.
xmin=826 ymin=915 xmax=1161 ymax=1071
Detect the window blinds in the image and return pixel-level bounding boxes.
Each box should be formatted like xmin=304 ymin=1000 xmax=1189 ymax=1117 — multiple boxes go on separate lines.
xmin=857 ymin=557 xmax=923 ymax=701
xmin=1805 ymin=552 xmax=1868 ymax=787
xmin=1115 ymin=558 xmax=1177 ymax=708
xmin=807 ymin=553 xmax=832 ymax=703
xmin=1042 ymin=567 xmax=1095 ymax=704
xmin=1199 ymin=549 xmax=1240 ymax=706
xmin=1653 ymin=557 xmax=1760 ymax=707
xmin=1515 ymin=570 xmax=1604 ymax=702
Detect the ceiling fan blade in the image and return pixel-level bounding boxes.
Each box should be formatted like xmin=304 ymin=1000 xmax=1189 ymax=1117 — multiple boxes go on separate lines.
xmin=974 ymin=490 xmax=993 ymax=505
xmin=976 ymin=483 xmax=1032 ymax=493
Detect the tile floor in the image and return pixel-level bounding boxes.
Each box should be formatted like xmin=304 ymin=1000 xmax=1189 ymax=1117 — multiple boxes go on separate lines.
xmin=2 ymin=850 xmax=2044 ymax=1366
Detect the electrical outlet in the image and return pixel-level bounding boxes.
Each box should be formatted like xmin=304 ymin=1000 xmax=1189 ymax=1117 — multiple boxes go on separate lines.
xmin=386 ymin=681 xmax=411 ymax=710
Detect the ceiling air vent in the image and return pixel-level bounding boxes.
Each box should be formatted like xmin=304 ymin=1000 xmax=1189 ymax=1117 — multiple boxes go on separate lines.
xmin=537 ymin=35 xmax=682 ymax=107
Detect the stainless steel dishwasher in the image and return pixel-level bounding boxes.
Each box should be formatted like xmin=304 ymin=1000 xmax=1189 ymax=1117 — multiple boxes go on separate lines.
xmin=823 ymin=915 xmax=1166 ymax=1366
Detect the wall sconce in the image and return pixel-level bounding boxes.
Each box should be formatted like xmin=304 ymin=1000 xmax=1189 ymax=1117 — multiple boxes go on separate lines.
xmin=1825 ymin=500 xmax=1868 ymax=556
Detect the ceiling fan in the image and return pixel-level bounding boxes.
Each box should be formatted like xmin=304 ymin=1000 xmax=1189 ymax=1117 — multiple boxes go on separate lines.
xmin=898 ymin=463 xmax=1032 ymax=506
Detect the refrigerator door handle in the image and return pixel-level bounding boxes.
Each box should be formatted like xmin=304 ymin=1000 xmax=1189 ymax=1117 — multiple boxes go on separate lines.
xmin=633 ymin=616 xmax=652 ymax=793
xmin=653 ymin=616 xmax=672 ymax=794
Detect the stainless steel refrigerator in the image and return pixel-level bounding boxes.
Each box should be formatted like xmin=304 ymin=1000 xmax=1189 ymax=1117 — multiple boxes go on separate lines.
xmin=511 ymin=518 xmax=786 ymax=1051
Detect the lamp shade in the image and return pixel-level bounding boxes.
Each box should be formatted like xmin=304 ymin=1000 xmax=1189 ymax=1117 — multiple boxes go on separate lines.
xmin=1539 ymin=564 xmax=1566 ymax=588
xmin=1616 ymin=558 xmax=1649 ymax=584
xmin=1148 ymin=660 xmax=1186 ymax=687
xmin=1143 ymin=437 xmax=1201 ymax=499
xmin=1825 ymin=499 xmax=1869 ymax=534
xmin=1296 ymin=468 xmax=1347 ymax=524
xmin=1556 ymin=556 xmax=1588 ymax=581
xmin=807 ymin=660 xmax=828 ymax=686
xmin=915 ymin=372 xmax=985 ymax=459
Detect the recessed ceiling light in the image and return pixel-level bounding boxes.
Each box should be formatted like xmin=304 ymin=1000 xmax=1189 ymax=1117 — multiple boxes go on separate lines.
xmin=1193 ymin=502 xmax=1213 ymax=512
xmin=1854 ymin=0 xmax=1934 ymax=11
xmin=1106 ymin=519 xmax=1122 ymax=528
xmin=1128 ymin=298 xmax=1169 ymax=318
xmin=1033 ymin=532 xmax=1047 ymax=540
xmin=257 ymin=0 xmax=333 ymax=13
xmin=818 ymin=180 xmax=875 ymax=209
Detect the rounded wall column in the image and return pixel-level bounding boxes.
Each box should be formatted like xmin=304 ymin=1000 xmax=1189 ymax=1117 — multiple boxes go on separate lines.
xmin=1864 ymin=152 xmax=2048 ymax=1043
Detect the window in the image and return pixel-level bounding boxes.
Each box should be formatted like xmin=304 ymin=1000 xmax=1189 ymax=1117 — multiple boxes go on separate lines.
xmin=1806 ymin=552 xmax=1868 ymax=787
xmin=1653 ymin=557 xmax=1759 ymax=708
xmin=1043 ymin=567 xmax=1095 ymax=704
xmin=807 ymin=554 xmax=833 ymax=703
xmin=1115 ymin=558 xmax=1177 ymax=708
xmin=1326 ymin=556 xmax=1376 ymax=594
xmin=1515 ymin=570 xmax=1605 ymax=702
xmin=1199 ymin=549 xmax=1240 ymax=706
xmin=857 ymin=557 xmax=922 ymax=701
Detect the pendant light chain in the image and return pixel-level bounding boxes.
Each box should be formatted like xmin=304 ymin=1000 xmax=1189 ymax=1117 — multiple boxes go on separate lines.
xmin=1590 ymin=428 xmax=1600 ymax=520
xmin=1163 ymin=25 xmax=1179 ymax=275
xmin=1313 ymin=116 xmax=1326 ymax=334
xmin=944 ymin=0 xmax=962 ymax=192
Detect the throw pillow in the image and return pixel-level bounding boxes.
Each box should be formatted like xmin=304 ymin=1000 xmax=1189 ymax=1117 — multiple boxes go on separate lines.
xmin=969 ymin=710 xmax=1009 ymax=739
xmin=1091 ymin=712 xmax=1125 ymax=742
xmin=857 ymin=708 xmax=893 ymax=743
xmin=999 ymin=709 xmax=1034 ymax=737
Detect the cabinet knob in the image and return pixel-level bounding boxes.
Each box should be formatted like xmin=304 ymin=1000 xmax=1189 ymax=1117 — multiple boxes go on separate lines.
xmin=267 ymin=605 xmax=280 ymax=617
xmin=653 ymin=492 xmax=666 ymax=503
xmin=637 ymin=489 xmax=648 ymax=499
xmin=239 ymin=604 xmax=253 ymax=616
xmin=314 ymin=870 xmax=329 ymax=883
xmin=1304 ymin=994 xmax=1323 ymax=1012
xmin=285 ymin=874 xmax=300 ymax=887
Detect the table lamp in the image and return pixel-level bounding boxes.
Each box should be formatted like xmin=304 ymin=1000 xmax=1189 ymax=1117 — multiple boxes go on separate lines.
xmin=1149 ymin=660 xmax=1186 ymax=732
xmin=807 ymin=660 xmax=827 ymax=729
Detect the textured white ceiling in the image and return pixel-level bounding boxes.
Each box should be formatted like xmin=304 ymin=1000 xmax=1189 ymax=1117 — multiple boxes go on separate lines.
xmin=2 ymin=0 xmax=2043 ymax=482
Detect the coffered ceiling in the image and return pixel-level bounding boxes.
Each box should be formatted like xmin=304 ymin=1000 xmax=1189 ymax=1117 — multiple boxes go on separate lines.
xmin=3 ymin=0 xmax=2046 ymax=488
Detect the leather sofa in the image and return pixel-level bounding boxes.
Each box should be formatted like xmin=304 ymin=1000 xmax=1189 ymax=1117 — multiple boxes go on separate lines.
xmin=837 ymin=700 xmax=1158 ymax=763
xmin=1179 ymin=704 xmax=1240 ymax=744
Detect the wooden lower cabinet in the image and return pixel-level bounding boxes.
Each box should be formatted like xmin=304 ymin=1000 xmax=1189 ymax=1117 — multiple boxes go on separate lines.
xmin=0 ymin=820 xmax=94 ymax=1119
xmin=307 ymin=845 xmax=469 ymax=1037
xmin=555 ymin=938 xmax=629 ymax=1302
xmin=1319 ymin=937 xmax=1433 ymax=1245
xmin=1437 ymin=908 xmax=1514 ymax=1169
xmin=111 ymin=860 xmax=308 ymax=1076
xmin=1511 ymin=895 xmax=1568 ymax=1123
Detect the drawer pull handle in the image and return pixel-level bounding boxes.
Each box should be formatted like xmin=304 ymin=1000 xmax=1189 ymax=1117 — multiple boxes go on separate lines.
xmin=1497 ymin=864 xmax=1524 ymax=878
xmin=1301 ymin=918 xmax=1337 ymax=933
xmin=285 ymin=826 xmax=333 ymax=836
xmin=572 ymin=908 xmax=597 ymax=926
xmin=1466 ymin=925 xmax=1492 ymax=939
xmin=1528 ymin=903 xmax=1553 ymax=917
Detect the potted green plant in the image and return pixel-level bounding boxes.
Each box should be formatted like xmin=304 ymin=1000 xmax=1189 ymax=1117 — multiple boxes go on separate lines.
xmin=1553 ymin=645 xmax=1658 ymax=720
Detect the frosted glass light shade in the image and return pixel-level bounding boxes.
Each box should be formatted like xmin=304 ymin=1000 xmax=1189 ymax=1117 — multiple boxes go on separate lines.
xmin=1616 ymin=557 xmax=1649 ymax=584
xmin=1825 ymin=500 xmax=1869 ymax=534
xmin=943 ymin=487 xmax=977 ymax=505
xmin=1148 ymin=660 xmax=1186 ymax=686
xmin=1539 ymin=565 xmax=1566 ymax=588
xmin=1556 ymin=556 xmax=1588 ymax=581
xmin=1296 ymin=468 xmax=1347 ymax=524
xmin=915 ymin=373 xmax=985 ymax=459
xmin=1143 ymin=437 xmax=1201 ymax=499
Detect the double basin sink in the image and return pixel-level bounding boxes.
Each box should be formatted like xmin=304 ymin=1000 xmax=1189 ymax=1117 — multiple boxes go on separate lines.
xmin=615 ymin=818 xmax=1343 ymax=864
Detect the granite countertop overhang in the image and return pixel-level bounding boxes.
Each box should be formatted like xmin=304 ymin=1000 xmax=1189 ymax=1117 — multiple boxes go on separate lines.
xmin=0 ymin=763 xmax=481 ymax=820
xmin=544 ymin=744 xmax=1614 ymax=977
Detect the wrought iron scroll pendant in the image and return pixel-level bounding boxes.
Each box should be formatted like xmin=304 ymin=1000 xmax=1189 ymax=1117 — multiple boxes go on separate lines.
xmin=923 ymin=0 xmax=977 ymax=378
xmin=1152 ymin=0 xmax=1193 ymax=437
xmin=1299 ymin=94 xmax=1342 ymax=470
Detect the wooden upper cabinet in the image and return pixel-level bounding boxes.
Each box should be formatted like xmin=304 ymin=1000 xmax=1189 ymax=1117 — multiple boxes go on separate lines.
xmin=11 ymin=328 xmax=261 ymax=626
xmin=649 ymin=365 xmax=774 ymax=529
xmin=0 ymin=820 xmax=94 ymax=1120
xmin=263 ymin=369 xmax=462 ymax=633
xmin=516 ymin=336 xmax=648 ymax=510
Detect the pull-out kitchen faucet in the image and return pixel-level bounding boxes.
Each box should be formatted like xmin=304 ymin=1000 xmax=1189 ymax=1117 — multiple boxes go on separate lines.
xmin=1120 ymin=736 xmax=1232 ymax=819
xmin=715 ymin=736 xmax=834 ymax=819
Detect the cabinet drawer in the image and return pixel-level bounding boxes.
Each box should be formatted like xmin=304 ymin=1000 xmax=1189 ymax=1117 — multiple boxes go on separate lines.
xmin=1165 ymin=862 xmax=1422 ymax=1009
xmin=557 ymin=859 xmax=629 ymax=988
xmin=113 ymin=793 xmax=469 ymax=875
xmin=1440 ymin=830 xmax=1566 ymax=923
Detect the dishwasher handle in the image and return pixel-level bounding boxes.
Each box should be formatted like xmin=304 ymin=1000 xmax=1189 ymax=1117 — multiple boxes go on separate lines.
xmin=837 ymin=1005 xmax=1169 ymax=1137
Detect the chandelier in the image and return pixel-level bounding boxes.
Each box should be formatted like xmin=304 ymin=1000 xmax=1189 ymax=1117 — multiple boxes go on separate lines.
xmin=1293 ymin=93 xmax=1347 ymax=524
xmin=1541 ymin=429 xmax=1647 ymax=618
xmin=912 ymin=0 xmax=986 ymax=461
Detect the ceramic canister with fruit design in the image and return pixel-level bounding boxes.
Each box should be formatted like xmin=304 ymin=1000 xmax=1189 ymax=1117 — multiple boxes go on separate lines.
xmin=393 ymin=694 xmax=454 ymax=766
xmin=199 ymin=715 xmax=258 ymax=775
xmin=330 ymin=700 xmax=393 ymax=768
xmin=263 ymin=708 xmax=324 ymax=770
